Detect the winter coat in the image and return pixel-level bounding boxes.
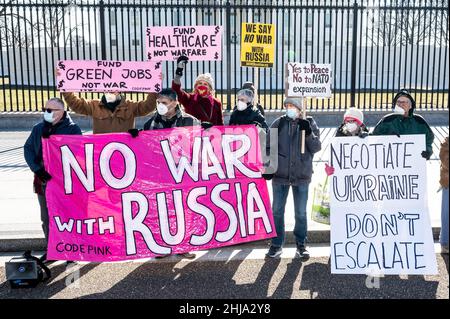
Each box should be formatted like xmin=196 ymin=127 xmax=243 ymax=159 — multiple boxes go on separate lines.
xmin=62 ymin=92 xmax=157 ymax=134
xmin=143 ymin=106 xmax=200 ymax=130
xmin=172 ymin=81 xmax=224 ymax=125
xmin=371 ymin=110 xmax=434 ymax=156
xmin=335 ymin=123 xmax=369 ymax=137
xmin=24 ymin=114 xmax=82 ymax=194
xmin=228 ymin=104 xmax=269 ymax=131
xmin=440 ymin=136 xmax=449 ymax=188
xmin=268 ymin=115 xmax=322 ymax=185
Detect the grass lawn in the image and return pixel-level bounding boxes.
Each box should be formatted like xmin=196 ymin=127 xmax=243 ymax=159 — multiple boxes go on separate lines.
xmin=0 ymin=86 xmax=448 ymax=112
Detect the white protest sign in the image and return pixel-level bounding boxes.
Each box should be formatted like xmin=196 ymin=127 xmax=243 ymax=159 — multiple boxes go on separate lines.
xmin=329 ymin=135 xmax=437 ymax=275
xmin=146 ymin=25 xmax=222 ymax=61
xmin=285 ymin=62 xmax=332 ymax=98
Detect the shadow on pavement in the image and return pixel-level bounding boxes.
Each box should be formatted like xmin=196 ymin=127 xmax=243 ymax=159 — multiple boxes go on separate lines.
xmin=299 ymin=257 xmax=441 ymax=299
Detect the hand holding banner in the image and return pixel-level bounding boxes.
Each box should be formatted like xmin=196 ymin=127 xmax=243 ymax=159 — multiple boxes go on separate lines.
xmin=56 ymin=60 xmax=163 ymax=93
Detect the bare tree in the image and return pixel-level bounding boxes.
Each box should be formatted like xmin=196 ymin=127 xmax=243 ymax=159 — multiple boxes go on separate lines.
xmin=367 ymin=0 xmax=448 ymax=46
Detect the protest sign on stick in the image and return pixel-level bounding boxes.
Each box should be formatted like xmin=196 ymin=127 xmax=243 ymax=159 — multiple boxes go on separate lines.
xmin=240 ymin=22 xmax=275 ymax=68
xmin=146 ymin=25 xmax=222 ymax=61
xmin=42 ymin=126 xmax=275 ymax=262
xmin=329 ymin=135 xmax=438 ymax=275
xmin=55 ymin=60 xmax=162 ymax=93
xmin=285 ymin=62 xmax=332 ymax=98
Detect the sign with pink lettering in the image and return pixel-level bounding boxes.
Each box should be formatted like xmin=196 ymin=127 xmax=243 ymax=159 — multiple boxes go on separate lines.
xmin=146 ymin=25 xmax=222 ymax=61
xmin=42 ymin=125 xmax=275 ymax=262
xmin=55 ymin=60 xmax=163 ymax=93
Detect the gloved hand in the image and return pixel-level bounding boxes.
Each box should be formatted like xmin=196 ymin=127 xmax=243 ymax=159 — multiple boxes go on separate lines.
xmin=201 ymin=122 xmax=213 ymax=130
xmin=128 ymin=128 xmax=140 ymax=138
xmin=421 ymin=150 xmax=431 ymax=160
xmin=325 ymin=163 xmax=335 ymax=176
xmin=262 ymin=173 xmax=274 ymax=180
xmin=175 ymin=55 xmax=189 ymax=77
xmin=359 ymin=132 xmax=369 ymax=139
xmin=36 ymin=168 xmax=52 ymax=182
xmin=298 ymin=119 xmax=312 ymax=136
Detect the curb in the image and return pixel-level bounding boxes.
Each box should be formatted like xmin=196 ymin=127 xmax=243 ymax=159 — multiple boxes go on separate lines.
xmin=0 ymin=227 xmax=442 ymax=252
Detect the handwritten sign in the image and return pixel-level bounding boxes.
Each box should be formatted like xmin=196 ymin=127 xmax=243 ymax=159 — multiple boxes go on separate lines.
xmin=146 ymin=25 xmax=222 ymax=61
xmin=42 ymin=126 xmax=275 ymax=262
xmin=329 ymin=135 xmax=437 ymax=275
xmin=56 ymin=60 xmax=162 ymax=93
xmin=240 ymin=23 xmax=275 ymax=68
xmin=286 ymin=62 xmax=332 ymax=98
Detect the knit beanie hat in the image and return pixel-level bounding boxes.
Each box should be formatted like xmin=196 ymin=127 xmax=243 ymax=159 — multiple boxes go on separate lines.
xmin=194 ymin=73 xmax=214 ymax=91
xmin=344 ymin=107 xmax=364 ymax=126
xmin=283 ymin=97 xmax=304 ymax=110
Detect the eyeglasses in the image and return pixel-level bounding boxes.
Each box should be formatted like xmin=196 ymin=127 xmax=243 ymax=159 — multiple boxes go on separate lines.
xmin=42 ymin=108 xmax=62 ymax=113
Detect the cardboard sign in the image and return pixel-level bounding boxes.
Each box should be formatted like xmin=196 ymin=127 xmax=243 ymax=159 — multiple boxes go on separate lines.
xmin=42 ymin=125 xmax=276 ymax=262
xmin=56 ymin=60 xmax=162 ymax=93
xmin=240 ymin=23 xmax=275 ymax=68
xmin=329 ymin=135 xmax=437 ymax=275
xmin=146 ymin=25 xmax=222 ymax=61
xmin=286 ymin=62 xmax=332 ymax=98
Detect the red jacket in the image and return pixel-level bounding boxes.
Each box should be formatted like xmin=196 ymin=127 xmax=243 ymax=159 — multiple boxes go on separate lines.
xmin=172 ymin=81 xmax=224 ymax=125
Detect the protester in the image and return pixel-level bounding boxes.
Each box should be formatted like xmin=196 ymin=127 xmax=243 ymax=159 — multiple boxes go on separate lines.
xmin=56 ymin=67 xmax=158 ymax=133
xmin=228 ymin=88 xmax=268 ymax=130
xmin=371 ymin=89 xmax=434 ymax=159
xmin=242 ymin=81 xmax=265 ymax=116
xmin=129 ymin=88 xmax=199 ymax=259
xmin=263 ymin=97 xmax=322 ymax=260
xmin=24 ymin=98 xmax=82 ymax=260
xmin=439 ymin=136 xmax=449 ymax=254
xmin=335 ymin=107 xmax=368 ymax=137
xmin=172 ymin=55 xmax=223 ymax=126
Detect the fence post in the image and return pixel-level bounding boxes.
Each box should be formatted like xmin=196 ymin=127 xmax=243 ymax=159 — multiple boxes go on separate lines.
xmin=350 ymin=1 xmax=358 ymax=108
xmin=99 ymin=0 xmax=107 ymax=60
xmin=226 ymin=0 xmax=232 ymax=110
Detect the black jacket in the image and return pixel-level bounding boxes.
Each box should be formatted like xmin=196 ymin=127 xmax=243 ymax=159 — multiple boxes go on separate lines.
xmin=228 ymin=104 xmax=268 ymax=130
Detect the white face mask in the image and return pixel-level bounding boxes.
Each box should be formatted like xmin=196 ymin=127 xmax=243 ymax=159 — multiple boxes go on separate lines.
xmin=237 ymin=101 xmax=248 ymax=111
xmin=43 ymin=111 xmax=54 ymax=123
xmin=344 ymin=122 xmax=359 ymax=133
xmin=286 ymin=108 xmax=299 ymax=119
xmin=157 ymin=103 xmax=169 ymax=116
xmin=104 ymin=93 xmax=118 ymax=103
xmin=394 ymin=105 xmax=405 ymax=115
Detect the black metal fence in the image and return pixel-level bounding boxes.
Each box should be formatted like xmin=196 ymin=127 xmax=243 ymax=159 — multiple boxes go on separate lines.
xmin=0 ymin=0 xmax=448 ymax=112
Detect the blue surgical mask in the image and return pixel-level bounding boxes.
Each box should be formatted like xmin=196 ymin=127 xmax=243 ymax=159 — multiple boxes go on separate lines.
xmin=286 ymin=108 xmax=298 ymax=119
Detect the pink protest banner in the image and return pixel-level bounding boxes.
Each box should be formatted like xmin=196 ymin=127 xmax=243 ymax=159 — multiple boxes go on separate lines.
xmin=55 ymin=60 xmax=162 ymax=93
xmin=42 ymin=125 xmax=275 ymax=262
xmin=146 ymin=25 xmax=222 ymax=61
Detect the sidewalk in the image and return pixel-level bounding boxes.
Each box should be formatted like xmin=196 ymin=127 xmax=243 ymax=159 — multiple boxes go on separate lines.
xmin=0 ymin=127 xmax=448 ymax=251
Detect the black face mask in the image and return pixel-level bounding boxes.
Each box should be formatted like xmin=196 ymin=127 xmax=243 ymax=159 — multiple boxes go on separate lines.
xmin=101 ymin=95 xmax=122 ymax=112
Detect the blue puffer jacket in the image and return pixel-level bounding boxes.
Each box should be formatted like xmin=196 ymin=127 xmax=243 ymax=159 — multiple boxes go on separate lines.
xmin=268 ymin=115 xmax=322 ymax=185
xmin=24 ymin=114 xmax=82 ymax=173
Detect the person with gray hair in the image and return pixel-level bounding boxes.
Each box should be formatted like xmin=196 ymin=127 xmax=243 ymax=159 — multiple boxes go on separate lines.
xmin=24 ymin=98 xmax=82 ymax=261
xmin=228 ymin=88 xmax=268 ymax=130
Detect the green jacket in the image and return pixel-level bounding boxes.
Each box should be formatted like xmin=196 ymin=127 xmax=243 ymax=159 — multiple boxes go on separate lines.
xmin=372 ymin=112 xmax=434 ymax=156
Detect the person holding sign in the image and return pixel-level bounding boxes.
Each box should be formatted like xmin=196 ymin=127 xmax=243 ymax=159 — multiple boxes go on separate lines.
xmin=139 ymin=88 xmax=200 ymax=130
xmin=58 ymin=67 xmax=158 ymax=133
xmin=171 ymin=56 xmax=224 ymax=126
xmin=372 ymin=89 xmax=434 ymax=160
xmin=263 ymin=97 xmax=321 ymax=260
xmin=335 ymin=108 xmax=368 ymax=138
xmin=24 ymin=98 xmax=82 ymax=257
xmin=228 ymin=89 xmax=268 ymax=130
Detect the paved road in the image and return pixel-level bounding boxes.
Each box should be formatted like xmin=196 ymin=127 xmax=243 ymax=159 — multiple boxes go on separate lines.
xmin=0 ymin=245 xmax=448 ymax=299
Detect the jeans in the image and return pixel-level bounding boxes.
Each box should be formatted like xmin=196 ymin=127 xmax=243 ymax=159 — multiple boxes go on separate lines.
xmin=441 ymin=188 xmax=449 ymax=247
xmin=271 ymin=183 xmax=309 ymax=248
xmin=37 ymin=191 xmax=49 ymax=248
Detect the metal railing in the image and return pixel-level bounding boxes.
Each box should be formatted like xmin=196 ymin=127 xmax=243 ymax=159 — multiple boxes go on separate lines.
xmin=0 ymin=0 xmax=448 ymax=112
